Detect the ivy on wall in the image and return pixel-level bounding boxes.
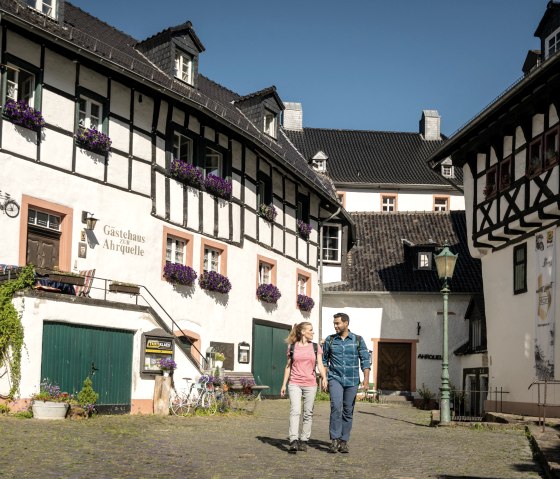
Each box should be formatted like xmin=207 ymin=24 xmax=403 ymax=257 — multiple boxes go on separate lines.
xmin=0 ymin=265 xmax=35 ymax=398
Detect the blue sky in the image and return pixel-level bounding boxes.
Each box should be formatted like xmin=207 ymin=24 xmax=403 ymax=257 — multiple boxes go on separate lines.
xmin=69 ymin=0 xmax=546 ymax=136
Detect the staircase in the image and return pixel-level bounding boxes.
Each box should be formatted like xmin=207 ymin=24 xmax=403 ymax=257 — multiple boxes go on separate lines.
xmin=378 ymin=391 xmax=415 ymax=407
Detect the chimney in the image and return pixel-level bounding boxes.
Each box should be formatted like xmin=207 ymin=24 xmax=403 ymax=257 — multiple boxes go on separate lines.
xmin=283 ymin=102 xmax=303 ymax=131
xmin=419 ymin=110 xmax=441 ymax=140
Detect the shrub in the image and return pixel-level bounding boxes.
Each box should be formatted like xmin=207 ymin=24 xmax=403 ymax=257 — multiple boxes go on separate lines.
xmin=76 ymin=377 xmax=99 ymax=415
xmin=417 ymin=383 xmax=435 ymax=410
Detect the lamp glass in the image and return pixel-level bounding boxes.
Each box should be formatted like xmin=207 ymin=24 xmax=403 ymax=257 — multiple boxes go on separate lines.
xmin=434 ymin=245 xmax=458 ymax=281
xmin=86 ymin=216 xmax=98 ymax=231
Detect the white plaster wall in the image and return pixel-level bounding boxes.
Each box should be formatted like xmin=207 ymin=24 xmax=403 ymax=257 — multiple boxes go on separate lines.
xmin=110 ymin=81 xmax=131 ymax=119
xmin=2 ymin=123 xmax=38 ymax=159
xmin=6 ymin=31 xmax=40 ymax=66
xmin=343 ymin=189 xmax=464 ymax=212
xmin=44 ymin=50 xmax=75 ymax=94
xmin=109 ymin=118 xmax=130 ymax=153
xmin=41 ymin=129 xmax=73 ymax=171
xmin=133 ymin=92 xmax=153 ymax=133
xmin=75 ymin=148 xmax=105 ymax=182
xmin=42 ymin=90 xmax=75 ymax=131
xmin=131 ymin=160 xmax=151 ymax=196
xmin=323 ymin=265 xmax=342 ymax=283
xmin=132 ymin=132 xmax=151 ymax=162
xmin=79 ymin=66 xmax=107 ymax=97
xmin=106 ymin=153 xmax=129 ymax=190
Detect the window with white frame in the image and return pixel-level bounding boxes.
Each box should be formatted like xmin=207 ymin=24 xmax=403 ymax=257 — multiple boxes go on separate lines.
xmin=173 ymin=132 xmax=193 ymax=163
xmin=166 ymin=236 xmax=186 ymax=265
xmin=6 ymin=65 xmax=35 ymax=104
xmin=259 ymin=261 xmax=273 ymax=285
xmin=26 ymin=0 xmax=56 ymax=18
xmin=175 ymin=51 xmax=193 ymax=84
xmin=263 ymin=110 xmax=277 ymax=138
xmin=434 ymin=197 xmax=448 ymax=212
xmin=28 ymin=208 xmax=60 ymax=231
xmin=417 ymin=252 xmax=432 ymax=270
xmin=441 ymin=164 xmax=454 ymax=178
xmin=78 ymin=96 xmax=102 ymax=130
xmin=381 ymin=195 xmax=396 ymax=212
xmin=204 ymin=147 xmax=222 ymax=177
xmin=546 ymin=27 xmax=560 ymax=59
xmin=203 ymin=247 xmax=220 ymax=273
xmin=322 ymin=224 xmax=341 ymax=262
xmin=297 ymin=274 xmax=308 ymax=295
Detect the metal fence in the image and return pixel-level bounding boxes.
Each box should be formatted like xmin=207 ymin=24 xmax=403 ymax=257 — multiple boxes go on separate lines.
xmin=445 ymin=387 xmax=509 ymax=422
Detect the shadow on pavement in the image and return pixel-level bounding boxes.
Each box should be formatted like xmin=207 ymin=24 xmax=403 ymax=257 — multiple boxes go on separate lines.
xmin=256 ymin=436 xmax=332 ymax=453
xmin=358 ymin=409 xmax=430 ymax=427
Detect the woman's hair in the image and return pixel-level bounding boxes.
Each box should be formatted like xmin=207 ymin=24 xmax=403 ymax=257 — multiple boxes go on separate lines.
xmin=286 ymin=322 xmax=312 ymax=345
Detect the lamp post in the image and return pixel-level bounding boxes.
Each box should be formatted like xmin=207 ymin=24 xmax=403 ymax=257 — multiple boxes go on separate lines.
xmin=434 ymin=243 xmax=458 ymax=425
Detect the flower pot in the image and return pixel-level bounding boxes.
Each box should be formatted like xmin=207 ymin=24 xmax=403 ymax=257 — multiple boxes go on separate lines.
xmin=162 ymin=371 xmax=170 ymax=377
xmin=32 ymin=401 xmax=69 ymax=420
xmin=47 ymin=273 xmax=85 ymax=286
xmin=215 ymin=360 xmax=224 ymax=370
xmin=109 ymin=283 xmax=140 ymax=295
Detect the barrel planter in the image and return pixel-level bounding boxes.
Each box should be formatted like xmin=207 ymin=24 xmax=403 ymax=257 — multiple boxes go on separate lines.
xmin=32 ymin=401 xmax=69 ymax=419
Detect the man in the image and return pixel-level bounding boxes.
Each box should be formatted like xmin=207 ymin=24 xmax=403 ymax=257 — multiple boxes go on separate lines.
xmin=322 ymin=312 xmax=371 ymax=454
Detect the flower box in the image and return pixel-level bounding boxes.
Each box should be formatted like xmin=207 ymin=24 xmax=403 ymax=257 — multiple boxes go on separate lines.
xmin=204 ymin=174 xmax=232 ymax=200
xmin=3 ymin=99 xmax=45 ymax=131
xmin=170 ymin=159 xmax=204 ymax=188
xmin=258 ymin=203 xmax=277 ymax=222
xmin=199 ymin=271 xmax=232 ymax=294
xmin=163 ymin=263 xmax=197 ymax=286
xmin=256 ymin=283 xmax=281 ymax=304
xmin=47 ymin=272 xmax=86 ymax=286
xmin=76 ymin=127 xmax=112 ymax=155
xmin=297 ymin=220 xmax=313 ymax=239
xmin=297 ymin=294 xmax=315 ymax=312
xmin=109 ymin=282 xmax=140 ymax=295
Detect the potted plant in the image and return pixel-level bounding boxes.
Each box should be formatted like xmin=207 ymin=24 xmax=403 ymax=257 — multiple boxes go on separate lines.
xmin=199 ymin=270 xmax=232 ymax=294
xmin=109 ymin=281 xmax=140 ymax=295
xmin=45 ymin=269 xmax=86 ymax=286
xmin=3 ymin=99 xmax=46 ymax=131
xmin=31 ymin=379 xmax=71 ymax=419
xmin=222 ymin=376 xmax=234 ymax=392
xmin=75 ymin=127 xmax=112 ymax=155
xmin=297 ymin=220 xmax=313 ymax=239
xmin=240 ymin=377 xmax=255 ymax=395
xmin=258 ymin=203 xmax=277 ymax=222
xmin=163 ymin=263 xmax=197 ymax=287
xmin=416 ymin=383 xmax=435 ymax=411
xmin=297 ymin=294 xmax=315 ymax=312
xmin=256 ymin=283 xmax=281 ymax=304
xmin=170 ymin=159 xmax=204 ymax=189
xmin=203 ymin=174 xmax=232 ymax=200
xmin=157 ymin=357 xmax=177 ymax=377
xmin=69 ymin=376 xmax=99 ymax=418
xmin=214 ymin=352 xmax=225 ymax=369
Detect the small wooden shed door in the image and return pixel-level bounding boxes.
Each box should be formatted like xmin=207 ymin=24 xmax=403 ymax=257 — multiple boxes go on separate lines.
xmin=377 ymin=342 xmax=411 ymax=391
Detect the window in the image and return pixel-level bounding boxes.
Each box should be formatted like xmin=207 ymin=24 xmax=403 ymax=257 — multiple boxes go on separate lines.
xmin=257 ymin=255 xmax=277 ymax=286
xmin=173 ymin=132 xmax=193 ymax=163
xmin=499 ymin=158 xmax=512 ymax=191
xmin=546 ymin=27 xmax=560 ymax=59
xmin=434 ymin=197 xmax=448 ymax=212
xmin=257 ymin=171 xmax=272 ymax=206
xmin=174 ymin=51 xmax=193 ymax=84
xmin=166 ymin=236 xmax=186 ymax=265
xmin=26 ymin=0 xmax=56 ymax=18
xmin=528 ymin=138 xmax=543 ymax=177
xmin=296 ymin=269 xmax=311 ymax=296
xmin=296 ymin=193 xmax=310 ymax=223
xmin=200 ymin=239 xmax=227 ymax=276
xmin=513 ymin=243 xmax=527 ymax=295
xmin=441 ymin=163 xmax=454 ymax=178
xmin=418 ymin=252 xmax=432 ymax=270
xmin=162 ymin=227 xmax=194 ymax=277
xmin=544 ymin=127 xmax=559 ymax=169
xmin=381 ymin=194 xmax=397 ymax=212
xmin=28 ymin=208 xmax=60 ymax=231
xmin=78 ymin=96 xmax=102 ymax=130
xmin=6 ymin=65 xmax=34 ymax=104
xmin=311 ymin=151 xmax=328 ymax=172
xmin=263 ymin=110 xmax=277 ymax=138
xmin=322 ymin=224 xmax=341 ymax=263
xmin=336 ymin=192 xmax=346 ymax=208
xmin=204 ymin=147 xmax=222 ymax=178
xmin=471 ymin=318 xmax=482 ymax=350
xmin=484 ymin=168 xmax=497 ymax=198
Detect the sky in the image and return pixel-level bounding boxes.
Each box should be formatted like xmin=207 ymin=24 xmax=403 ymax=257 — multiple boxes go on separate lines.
xmin=68 ymin=0 xmax=547 ymax=137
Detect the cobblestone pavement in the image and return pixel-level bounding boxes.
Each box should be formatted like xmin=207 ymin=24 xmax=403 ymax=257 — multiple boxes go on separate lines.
xmin=1 ymin=400 xmax=544 ymax=479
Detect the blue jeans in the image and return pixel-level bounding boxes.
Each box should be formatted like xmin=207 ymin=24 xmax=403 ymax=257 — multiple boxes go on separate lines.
xmin=328 ymin=380 xmax=359 ymax=442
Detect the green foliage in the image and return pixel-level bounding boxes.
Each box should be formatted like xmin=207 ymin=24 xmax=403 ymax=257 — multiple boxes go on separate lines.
xmin=417 ymin=383 xmax=435 ymax=409
xmin=315 ymin=390 xmax=330 ymax=401
xmin=12 ymin=410 xmax=33 ymax=419
xmin=0 ymin=403 xmax=10 ymax=415
xmin=0 ymin=265 xmax=35 ymax=398
xmin=76 ymin=377 xmax=99 ymax=407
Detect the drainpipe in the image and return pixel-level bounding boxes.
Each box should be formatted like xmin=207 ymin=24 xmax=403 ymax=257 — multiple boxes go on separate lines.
xmin=318 ymin=207 xmax=341 ymax=343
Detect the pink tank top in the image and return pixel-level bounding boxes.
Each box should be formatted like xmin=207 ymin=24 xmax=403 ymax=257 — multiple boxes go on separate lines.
xmin=288 ymin=342 xmax=322 ymax=387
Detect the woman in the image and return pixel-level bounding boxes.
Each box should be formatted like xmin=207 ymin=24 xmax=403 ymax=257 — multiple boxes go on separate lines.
xmin=280 ymin=322 xmax=328 ymax=454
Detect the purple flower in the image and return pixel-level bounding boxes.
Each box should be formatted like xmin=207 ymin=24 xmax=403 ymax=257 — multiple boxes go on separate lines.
xmin=297 ymin=220 xmax=313 ymax=239
xmin=297 ymin=294 xmax=315 ymax=312
xmin=170 ymin=159 xmax=204 ymax=188
xmin=204 ymin=174 xmax=232 ymax=200
xmin=199 ymin=270 xmax=232 ymax=294
xmin=258 ymin=203 xmax=277 ymax=222
xmin=240 ymin=377 xmax=255 ymax=388
xmin=3 ymin=99 xmax=45 ymax=130
xmin=75 ymin=127 xmax=112 ymax=154
xmin=256 ymin=283 xmax=282 ymax=304
xmin=163 ymin=262 xmax=197 ymax=286
xmin=157 ymin=357 xmax=177 ymax=371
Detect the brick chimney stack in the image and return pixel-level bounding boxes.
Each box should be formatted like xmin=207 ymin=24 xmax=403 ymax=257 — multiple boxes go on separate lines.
xmin=283 ymin=102 xmax=303 ymax=131
xmin=419 ymin=110 xmax=441 ymax=140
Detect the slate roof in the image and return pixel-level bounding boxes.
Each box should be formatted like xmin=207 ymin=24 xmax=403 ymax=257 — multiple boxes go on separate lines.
xmin=4 ymin=0 xmax=343 ymax=211
xmin=325 ymin=211 xmax=482 ymax=293
xmin=285 ymin=128 xmax=463 ymax=186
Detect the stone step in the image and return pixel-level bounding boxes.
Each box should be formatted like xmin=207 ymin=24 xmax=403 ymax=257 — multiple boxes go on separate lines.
xmin=379 ymin=392 xmax=415 ymax=407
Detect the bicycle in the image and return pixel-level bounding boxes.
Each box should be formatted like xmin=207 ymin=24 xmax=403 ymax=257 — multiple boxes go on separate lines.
xmin=169 ymin=376 xmax=218 ymax=416
xmin=0 ymin=191 xmax=19 ymax=218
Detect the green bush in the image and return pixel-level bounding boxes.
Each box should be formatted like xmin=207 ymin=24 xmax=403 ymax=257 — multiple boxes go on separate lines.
xmin=315 ymin=390 xmax=330 ymax=401
xmin=0 ymin=403 xmax=10 ymax=415
xmin=76 ymin=377 xmax=99 ymax=414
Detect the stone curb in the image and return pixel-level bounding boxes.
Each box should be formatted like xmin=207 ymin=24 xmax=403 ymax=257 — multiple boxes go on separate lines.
xmin=527 ymin=425 xmax=560 ymax=479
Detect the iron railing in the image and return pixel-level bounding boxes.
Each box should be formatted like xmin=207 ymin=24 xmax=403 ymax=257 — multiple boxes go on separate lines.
xmin=528 ymin=379 xmax=560 ymax=432
xmin=441 ymin=387 xmax=509 ymax=422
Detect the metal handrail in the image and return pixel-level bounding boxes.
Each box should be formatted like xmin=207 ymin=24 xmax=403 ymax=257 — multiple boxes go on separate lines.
xmin=528 ymin=379 xmax=560 ymax=432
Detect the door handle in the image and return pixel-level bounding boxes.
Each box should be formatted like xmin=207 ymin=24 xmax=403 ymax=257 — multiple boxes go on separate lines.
xmin=90 ymin=361 xmax=99 ymax=376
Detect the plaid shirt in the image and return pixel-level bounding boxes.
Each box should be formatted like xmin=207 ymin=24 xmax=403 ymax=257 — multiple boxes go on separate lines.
xmin=322 ymin=331 xmax=371 ymax=387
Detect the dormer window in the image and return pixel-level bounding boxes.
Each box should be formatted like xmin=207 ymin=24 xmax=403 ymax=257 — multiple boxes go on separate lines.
xmin=417 ymin=252 xmax=432 ymax=270
xmin=264 ymin=110 xmax=277 ymax=138
xmin=546 ymin=26 xmax=560 ymax=59
xmin=175 ymin=51 xmax=193 ymax=85
xmin=26 ymin=0 xmax=57 ymax=18
xmin=311 ymin=151 xmax=328 ymax=172
xmin=441 ymin=164 xmax=454 ymax=178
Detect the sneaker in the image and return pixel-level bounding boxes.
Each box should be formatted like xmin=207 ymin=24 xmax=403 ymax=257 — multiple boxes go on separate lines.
xmin=298 ymin=441 xmax=308 ymax=452
xmin=328 ymin=439 xmax=339 ymax=453
xmin=338 ymin=440 xmax=349 ymax=453
xmin=288 ymin=440 xmax=298 ymax=454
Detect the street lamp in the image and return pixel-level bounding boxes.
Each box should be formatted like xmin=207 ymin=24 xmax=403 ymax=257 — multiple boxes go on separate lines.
xmin=434 ymin=243 xmax=458 ymax=424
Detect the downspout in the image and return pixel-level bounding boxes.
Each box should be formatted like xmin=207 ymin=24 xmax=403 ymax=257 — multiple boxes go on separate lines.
xmin=318 ymin=207 xmax=341 ymax=343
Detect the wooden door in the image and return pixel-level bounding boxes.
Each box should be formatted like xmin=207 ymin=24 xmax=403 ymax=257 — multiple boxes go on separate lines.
xmin=26 ymin=229 xmax=60 ymax=269
xmin=377 ymin=342 xmax=411 ymax=391
xmin=252 ymin=322 xmax=290 ymax=396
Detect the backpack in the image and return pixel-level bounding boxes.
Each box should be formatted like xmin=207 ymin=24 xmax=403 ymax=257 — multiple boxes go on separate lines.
xmin=289 ymin=342 xmax=318 ymax=370
xmin=324 ymin=334 xmax=363 ymax=364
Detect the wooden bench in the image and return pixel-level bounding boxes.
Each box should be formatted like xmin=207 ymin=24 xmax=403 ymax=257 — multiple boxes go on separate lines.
xmin=225 ymin=371 xmax=269 ymax=399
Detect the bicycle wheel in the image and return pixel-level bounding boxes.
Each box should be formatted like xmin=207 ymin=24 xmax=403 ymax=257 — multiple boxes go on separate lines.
xmin=170 ymin=391 xmax=191 ymax=416
xmin=4 ymin=200 xmax=20 ymax=218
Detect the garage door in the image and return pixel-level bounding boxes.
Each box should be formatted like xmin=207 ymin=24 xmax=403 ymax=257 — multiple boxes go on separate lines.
xmin=253 ymin=321 xmax=291 ymax=396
